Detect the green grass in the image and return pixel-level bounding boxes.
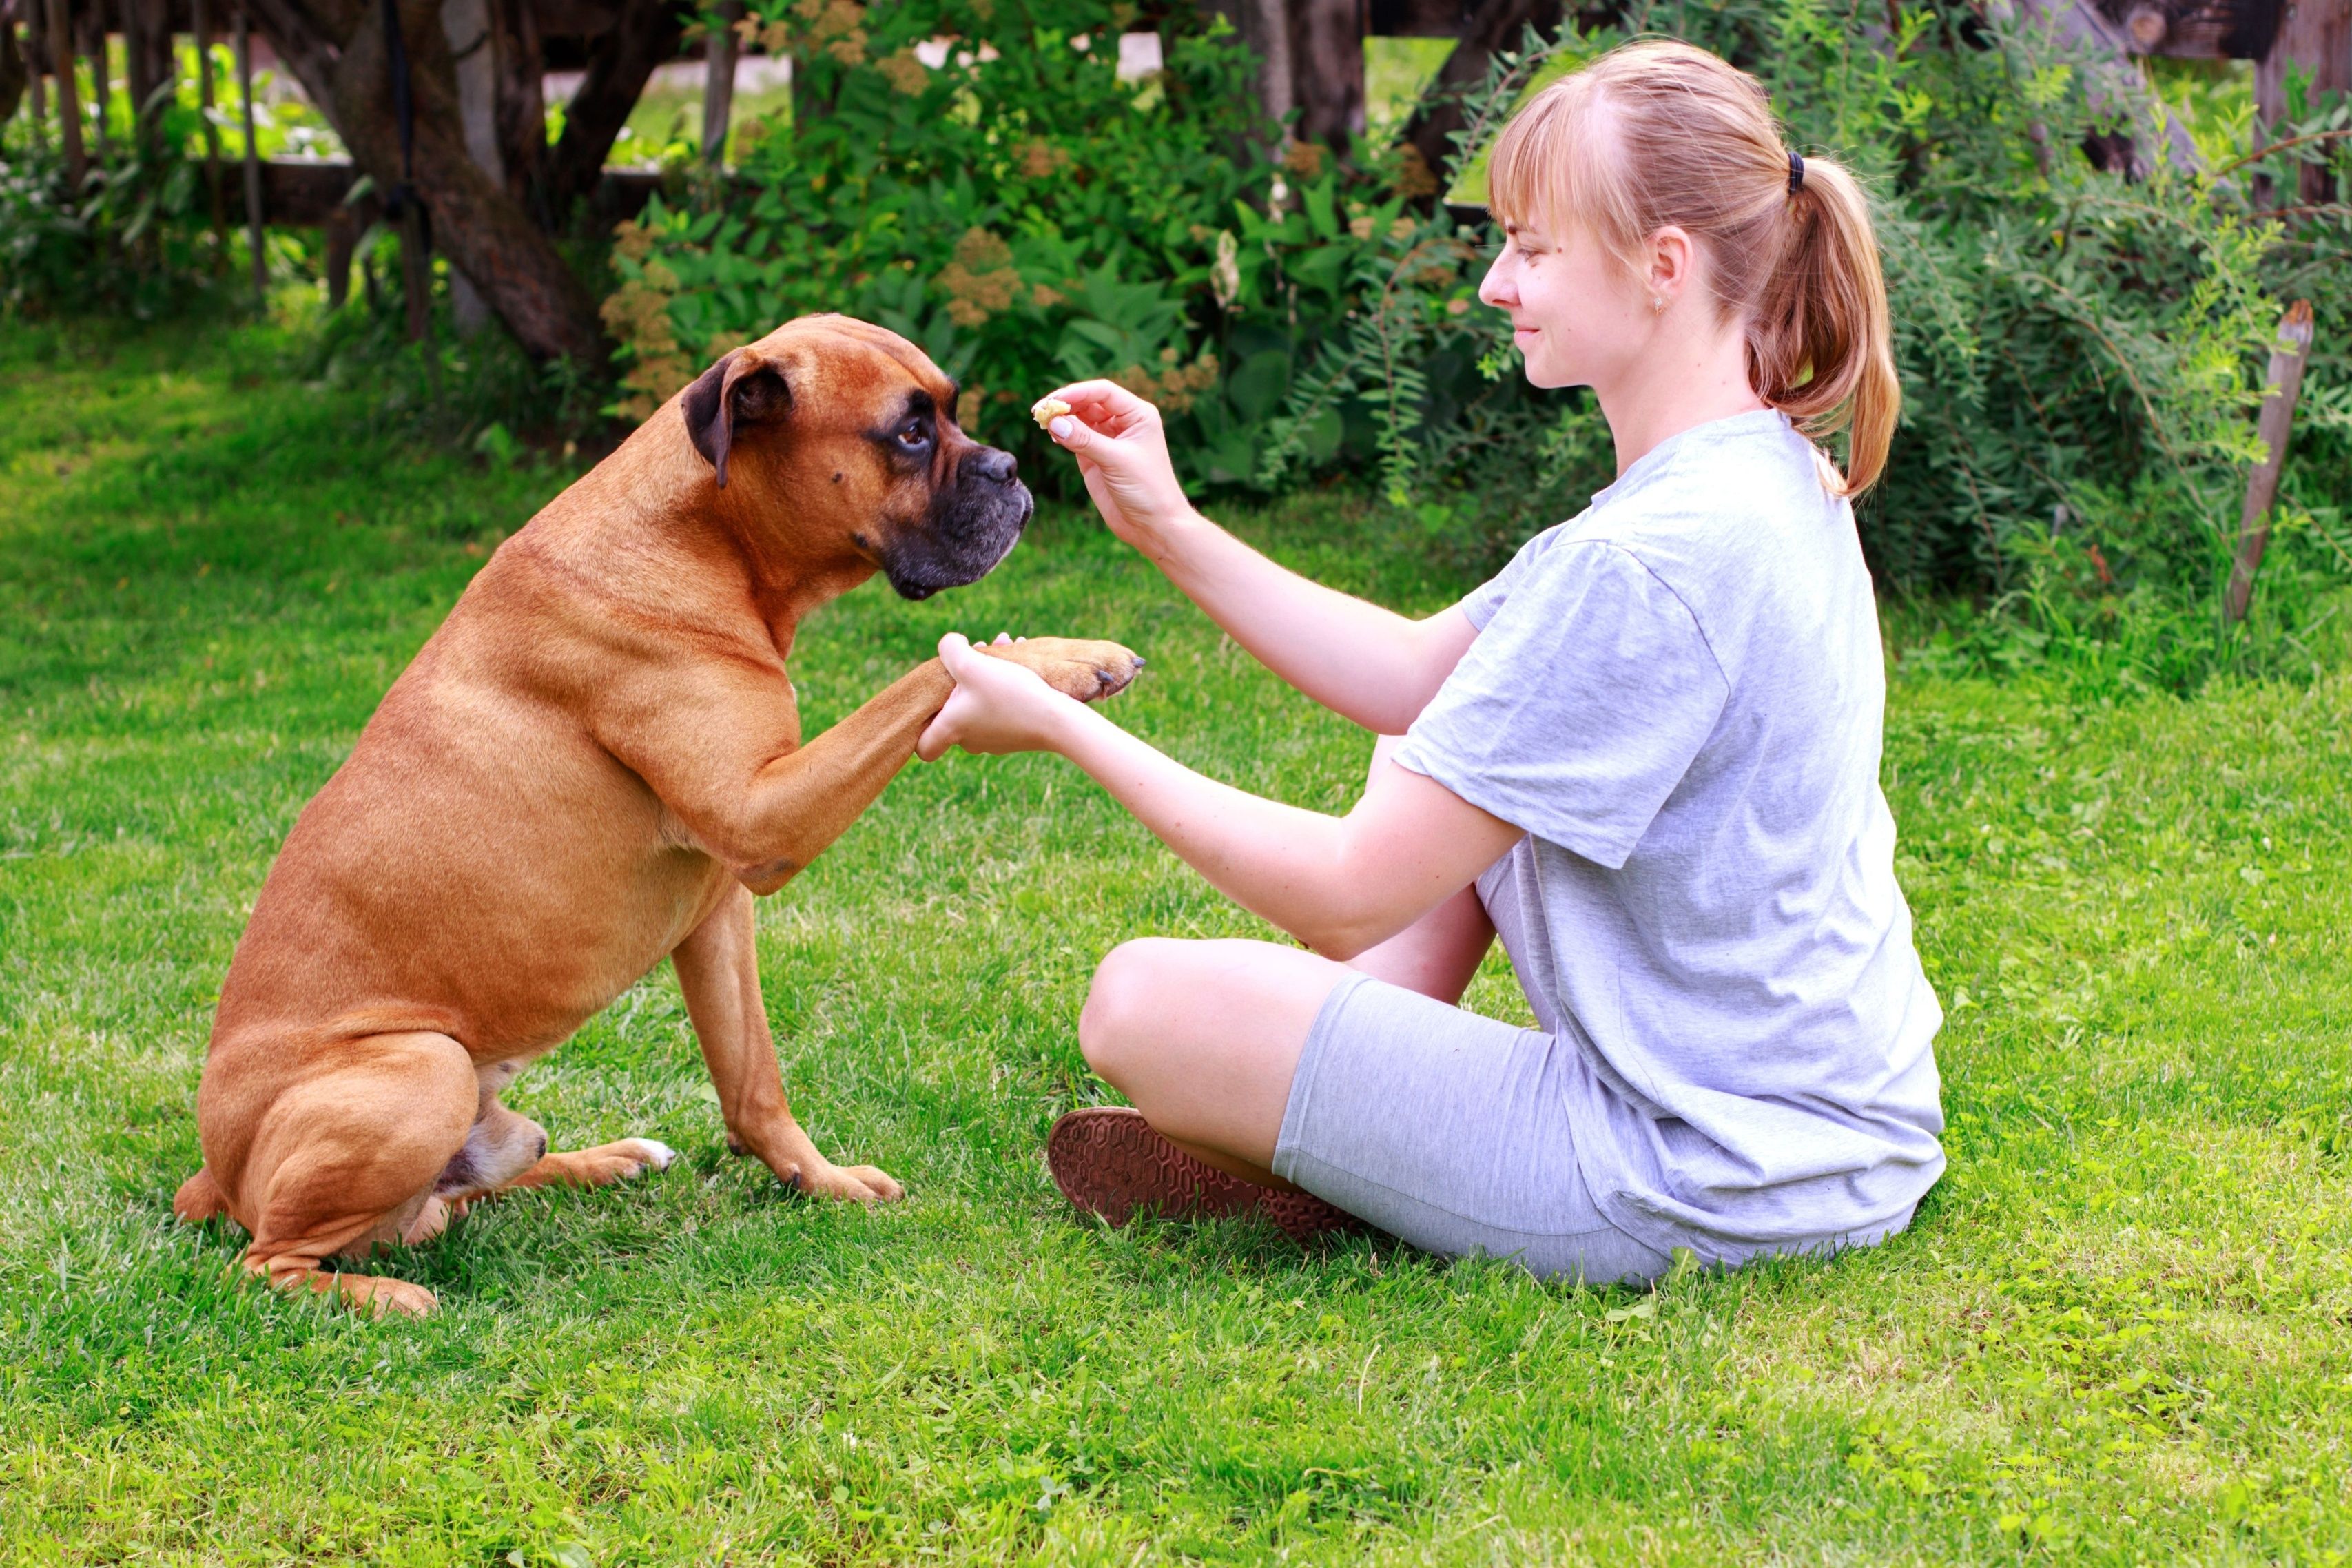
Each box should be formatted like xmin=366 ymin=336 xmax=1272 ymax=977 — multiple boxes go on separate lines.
xmin=2 ymin=315 xmax=2349 ymax=1565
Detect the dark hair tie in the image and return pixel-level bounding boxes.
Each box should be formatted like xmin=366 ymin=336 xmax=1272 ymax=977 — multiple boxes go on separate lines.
xmin=1787 ymin=150 xmax=1806 ymax=195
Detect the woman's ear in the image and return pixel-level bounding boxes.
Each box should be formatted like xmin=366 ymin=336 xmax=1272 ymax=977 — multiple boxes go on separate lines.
xmin=1647 ymin=225 xmax=1698 ymax=312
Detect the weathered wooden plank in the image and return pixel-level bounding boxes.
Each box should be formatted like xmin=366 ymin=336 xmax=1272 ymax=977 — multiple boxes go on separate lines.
xmin=2225 ymin=299 xmax=2316 ymax=625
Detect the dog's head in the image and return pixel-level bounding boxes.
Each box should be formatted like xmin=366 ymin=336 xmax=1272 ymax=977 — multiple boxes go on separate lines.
xmin=678 ymin=316 xmax=1032 ymax=600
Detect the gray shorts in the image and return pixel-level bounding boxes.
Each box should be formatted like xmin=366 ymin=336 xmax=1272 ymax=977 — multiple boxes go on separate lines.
xmin=1268 ymin=850 xmax=1905 ymax=1285
xmin=1272 ymin=969 xmax=1673 ymax=1285
xmin=1271 ymin=846 xmax=1671 ymax=1283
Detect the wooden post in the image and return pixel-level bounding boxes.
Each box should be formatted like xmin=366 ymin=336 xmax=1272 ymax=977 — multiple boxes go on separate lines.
xmin=2225 ymin=300 xmax=2315 ymax=625
xmin=192 ymin=0 xmax=226 ymax=246
xmin=701 ymin=0 xmax=739 ymax=167
xmin=323 ymin=207 xmax=356 ymax=308
xmin=127 ymin=0 xmax=170 ymax=151
xmin=43 ymin=0 xmax=82 ymax=187
xmin=121 ymin=0 xmax=145 ymax=149
xmin=398 ymin=201 xmax=431 ymax=341
xmin=85 ymin=0 xmax=109 ymax=152
xmin=234 ymin=4 xmax=262 ymax=299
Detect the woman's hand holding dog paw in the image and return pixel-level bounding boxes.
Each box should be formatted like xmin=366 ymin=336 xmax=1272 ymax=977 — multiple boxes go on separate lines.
xmin=918 ymin=632 xmax=1139 ymax=761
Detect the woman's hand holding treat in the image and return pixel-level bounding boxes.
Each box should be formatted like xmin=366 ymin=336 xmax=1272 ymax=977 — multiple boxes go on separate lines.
xmin=1024 ymin=382 xmax=1478 ymax=737
xmin=1032 ymin=382 xmax=1202 ymax=563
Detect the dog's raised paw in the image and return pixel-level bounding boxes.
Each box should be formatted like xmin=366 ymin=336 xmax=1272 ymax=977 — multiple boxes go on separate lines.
xmin=982 ymin=635 xmax=1144 ymax=703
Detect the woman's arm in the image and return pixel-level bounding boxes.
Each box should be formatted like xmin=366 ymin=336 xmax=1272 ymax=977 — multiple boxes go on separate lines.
xmin=918 ymin=635 xmax=1523 ymax=956
xmin=1043 ymin=382 xmax=1476 ymax=736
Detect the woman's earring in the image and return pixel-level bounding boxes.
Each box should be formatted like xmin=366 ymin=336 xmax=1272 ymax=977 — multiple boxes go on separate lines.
xmin=1651 ymin=295 xmax=1666 ymax=314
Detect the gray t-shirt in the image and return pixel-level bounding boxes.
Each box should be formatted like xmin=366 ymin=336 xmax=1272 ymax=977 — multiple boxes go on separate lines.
xmin=1394 ymin=409 xmax=1945 ymax=1263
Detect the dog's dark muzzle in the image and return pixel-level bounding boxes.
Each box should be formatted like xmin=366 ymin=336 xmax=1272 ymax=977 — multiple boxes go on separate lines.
xmin=880 ymin=446 xmax=1033 ymax=601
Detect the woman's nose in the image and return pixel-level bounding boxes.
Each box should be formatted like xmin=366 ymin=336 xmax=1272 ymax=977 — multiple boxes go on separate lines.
xmin=1478 ymin=258 xmax=1514 ymax=309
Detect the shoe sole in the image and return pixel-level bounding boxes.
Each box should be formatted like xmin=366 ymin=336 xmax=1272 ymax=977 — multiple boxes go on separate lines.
xmin=1046 ymin=1106 xmax=1365 ymax=1245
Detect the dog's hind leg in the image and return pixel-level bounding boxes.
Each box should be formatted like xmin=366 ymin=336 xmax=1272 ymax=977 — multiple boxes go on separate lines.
xmin=234 ymin=1030 xmax=479 ymax=1318
xmin=672 ymin=882 xmax=903 ymax=1203
xmin=433 ymin=1080 xmax=675 ymax=1209
xmin=172 ymin=1166 xmax=232 ymax=1226
xmin=495 ymin=1138 xmax=679 ymax=1191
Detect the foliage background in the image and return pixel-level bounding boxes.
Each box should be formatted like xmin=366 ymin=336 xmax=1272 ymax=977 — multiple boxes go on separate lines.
xmin=6 ymin=0 xmax=2351 ymax=685
xmin=601 ymin=0 xmax=2352 ymax=689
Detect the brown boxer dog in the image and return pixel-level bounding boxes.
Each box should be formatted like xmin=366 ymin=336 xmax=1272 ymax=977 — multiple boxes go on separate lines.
xmin=172 ymin=315 xmax=1142 ymax=1317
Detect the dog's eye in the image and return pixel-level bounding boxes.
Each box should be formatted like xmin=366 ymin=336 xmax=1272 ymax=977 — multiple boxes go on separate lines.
xmin=897 ymin=422 xmax=929 ymax=448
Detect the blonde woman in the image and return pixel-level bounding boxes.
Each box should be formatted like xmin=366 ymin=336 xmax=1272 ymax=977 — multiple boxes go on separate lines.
xmin=919 ymin=39 xmax=1945 ymax=1283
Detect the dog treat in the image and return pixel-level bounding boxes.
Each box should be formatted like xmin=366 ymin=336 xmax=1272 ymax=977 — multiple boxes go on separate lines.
xmin=1031 ymin=395 xmax=1073 ymax=430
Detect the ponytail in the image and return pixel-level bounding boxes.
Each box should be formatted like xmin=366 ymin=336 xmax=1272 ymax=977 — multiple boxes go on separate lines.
xmin=1486 ymin=39 xmax=1901 ymax=497
xmin=1750 ymin=154 xmax=1899 ymax=495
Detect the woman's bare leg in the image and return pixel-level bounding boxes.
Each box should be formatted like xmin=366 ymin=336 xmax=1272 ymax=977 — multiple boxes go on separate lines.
xmin=1075 ymin=736 xmax=1507 ymax=1189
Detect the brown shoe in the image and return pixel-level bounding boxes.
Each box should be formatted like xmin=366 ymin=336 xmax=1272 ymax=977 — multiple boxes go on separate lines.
xmin=1046 ymin=1106 xmax=1365 ymax=1245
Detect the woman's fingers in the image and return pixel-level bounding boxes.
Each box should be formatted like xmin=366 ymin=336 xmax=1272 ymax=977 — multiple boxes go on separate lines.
xmin=1046 ymin=380 xmax=1160 ymax=436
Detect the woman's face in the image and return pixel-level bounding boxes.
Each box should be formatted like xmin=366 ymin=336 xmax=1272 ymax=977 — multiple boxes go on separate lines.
xmin=1477 ymin=213 xmax=1650 ymax=393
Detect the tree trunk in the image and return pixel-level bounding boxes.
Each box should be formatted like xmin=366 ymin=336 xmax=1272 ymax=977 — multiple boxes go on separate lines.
xmin=442 ymin=0 xmax=504 ymax=331
xmin=25 ymin=0 xmax=50 ymax=145
xmin=1396 ymin=0 xmax=1559 ymax=191
xmin=2256 ymin=0 xmax=2351 ymax=205
xmin=2006 ymin=0 xmax=2203 ymax=176
xmin=1290 ymin=0 xmax=1364 ymax=152
xmin=543 ymin=0 xmax=683 ymax=218
xmin=1241 ymin=0 xmax=1294 ymax=139
xmin=44 ymin=0 xmax=83 ymax=185
xmin=701 ymin=0 xmax=736 ymax=165
xmin=240 ymin=0 xmax=610 ymax=364
xmin=2094 ymin=0 xmax=2282 ymax=57
xmin=0 ymin=10 xmax=27 ymax=123
xmin=488 ymin=0 xmax=544 ymax=213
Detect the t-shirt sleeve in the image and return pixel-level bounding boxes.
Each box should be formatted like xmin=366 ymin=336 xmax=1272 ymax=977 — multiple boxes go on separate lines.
xmin=1394 ymin=540 xmax=1728 ymax=869
xmin=1456 ymin=519 xmax=1565 ymax=628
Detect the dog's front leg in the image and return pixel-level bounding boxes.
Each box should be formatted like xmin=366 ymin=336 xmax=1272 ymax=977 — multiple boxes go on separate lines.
xmin=647 ymin=637 xmax=1139 ymax=897
xmin=671 ymin=882 xmax=903 ymax=1201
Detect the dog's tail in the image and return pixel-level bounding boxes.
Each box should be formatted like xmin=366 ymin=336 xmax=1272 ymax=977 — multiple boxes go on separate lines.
xmin=172 ymin=1166 xmax=230 ymax=1225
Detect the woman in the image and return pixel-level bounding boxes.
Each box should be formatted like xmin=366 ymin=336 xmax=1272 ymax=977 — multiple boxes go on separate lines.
xmin=918 ymin=39 xmax=1945 ymax=1283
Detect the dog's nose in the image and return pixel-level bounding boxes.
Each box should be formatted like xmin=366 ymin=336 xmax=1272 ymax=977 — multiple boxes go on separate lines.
xmin=967 ymin=447 xmax=1018 ymax=486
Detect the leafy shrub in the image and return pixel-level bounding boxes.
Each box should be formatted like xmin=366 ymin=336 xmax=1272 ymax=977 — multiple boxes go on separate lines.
xmin=603 ymin=0 xmax=1533 ymax=496
xmin=0 ymin=112 xmax=219 ymax=318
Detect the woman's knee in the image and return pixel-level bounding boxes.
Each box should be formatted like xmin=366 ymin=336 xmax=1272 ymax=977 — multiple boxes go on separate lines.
xmin=1077 ymin=938 xmax=1187 ymax=1081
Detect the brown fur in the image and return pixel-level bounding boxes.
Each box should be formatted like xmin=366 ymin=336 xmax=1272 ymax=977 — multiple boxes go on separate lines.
xmin=175 ymin=316 xmax=1140 ymax=1317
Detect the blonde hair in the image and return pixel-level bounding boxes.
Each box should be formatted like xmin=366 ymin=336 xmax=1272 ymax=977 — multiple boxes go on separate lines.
xmin=1487 ymin=39 xmax=1899 ymax=496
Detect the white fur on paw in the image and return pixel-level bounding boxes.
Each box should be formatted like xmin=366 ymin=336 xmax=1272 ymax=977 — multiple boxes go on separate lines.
xmin=624 ymin=1138 xmax=677 ymax=1172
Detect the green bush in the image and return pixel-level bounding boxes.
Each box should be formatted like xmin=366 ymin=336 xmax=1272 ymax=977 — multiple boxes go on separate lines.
xmin=602 ymin=0 xmax=1532 ymax=497
xmin=0 ymin=109 xmax=220 ymax=318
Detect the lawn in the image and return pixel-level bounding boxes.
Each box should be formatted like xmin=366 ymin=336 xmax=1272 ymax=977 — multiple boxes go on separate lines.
xmin=1 ymin=316 xmax=2348 ymax=1565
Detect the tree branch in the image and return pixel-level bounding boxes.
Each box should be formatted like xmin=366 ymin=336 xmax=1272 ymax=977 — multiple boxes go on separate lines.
xmin=544 ymin=0 xmax=687 ymax=220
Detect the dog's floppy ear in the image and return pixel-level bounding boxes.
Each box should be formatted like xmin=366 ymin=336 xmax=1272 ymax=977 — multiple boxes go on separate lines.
xmin=682 ymin=351 xmax=793 ymax=490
